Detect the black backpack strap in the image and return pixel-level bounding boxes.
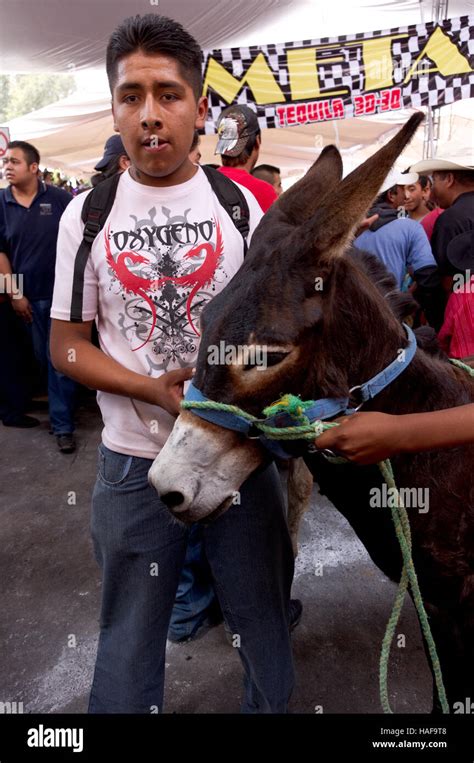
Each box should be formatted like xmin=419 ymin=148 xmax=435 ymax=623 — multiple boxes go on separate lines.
xmin=201 ymin=165 xmax=250 ymax=256
xmin=70 ymin=173 xmax=121 ymax=322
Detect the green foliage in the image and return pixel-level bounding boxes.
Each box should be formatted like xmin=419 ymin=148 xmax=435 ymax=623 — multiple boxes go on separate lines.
xmin=1 ymin=74 xmax=76 ymax=122
xmin=0 ymin=75 xmax=11 ymax=123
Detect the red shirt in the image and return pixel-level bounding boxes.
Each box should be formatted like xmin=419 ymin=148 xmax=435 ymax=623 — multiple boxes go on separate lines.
xmin=218 ymin=167 xmax=277 ymax=213
xmin=438 ymin=277 xmax=474 ymax=359
xmin=421 ymin=208 xmax=443 ymax=241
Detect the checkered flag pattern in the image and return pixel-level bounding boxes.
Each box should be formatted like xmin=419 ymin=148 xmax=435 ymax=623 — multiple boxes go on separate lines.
xmin=202 ymin=15 xmax=474 ymax=132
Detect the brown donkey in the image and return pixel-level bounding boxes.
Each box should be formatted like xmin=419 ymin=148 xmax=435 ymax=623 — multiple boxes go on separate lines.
xmin=149 ymin=114 xmax=474 ymax=712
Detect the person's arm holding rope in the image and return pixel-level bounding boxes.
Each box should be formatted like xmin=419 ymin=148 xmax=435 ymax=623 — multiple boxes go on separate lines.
xmin=314 ymin=405 xmax=474 ymax=465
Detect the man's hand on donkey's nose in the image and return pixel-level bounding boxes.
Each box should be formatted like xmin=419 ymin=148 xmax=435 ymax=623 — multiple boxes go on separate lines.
xmin=154 ymin=367 xmax=194 ymax=418
xmin=314 ymin=412 xmax=404 ymax=465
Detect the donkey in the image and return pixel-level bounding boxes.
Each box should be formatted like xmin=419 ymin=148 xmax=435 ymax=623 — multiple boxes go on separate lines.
xmin=149 ymin=114 xmax=474 ymax=713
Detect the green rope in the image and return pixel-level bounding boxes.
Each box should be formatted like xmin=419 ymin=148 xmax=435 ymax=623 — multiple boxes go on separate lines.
xmin=449 ymin=357 xmax=474 ymax=376
xmin=377 ymin=460 xmax=449 ymax=714
xmin=181 ymin=390 xmax=454 ymax=714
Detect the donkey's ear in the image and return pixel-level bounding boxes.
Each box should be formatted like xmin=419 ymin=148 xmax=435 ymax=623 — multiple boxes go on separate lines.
xmin=276 ymin=145 xmax=343 ymax=224
xmin=304 ymin=112 xmax=424 ymax=260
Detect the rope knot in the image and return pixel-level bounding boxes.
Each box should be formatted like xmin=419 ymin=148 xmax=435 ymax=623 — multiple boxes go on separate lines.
xmin=264 ymin=394 xmax=316 ymax=425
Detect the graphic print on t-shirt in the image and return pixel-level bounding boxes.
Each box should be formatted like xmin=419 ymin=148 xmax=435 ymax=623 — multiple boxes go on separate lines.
xmin=103 ymin=204 xmax=225 ymax=372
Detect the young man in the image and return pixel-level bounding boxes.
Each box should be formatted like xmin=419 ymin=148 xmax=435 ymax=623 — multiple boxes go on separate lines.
xmin=251 ymin=164 xmax=283 ymax=196
xmin=0 ymin=141 xmax=76 ymax=448
xmin=90 ymin=134 xmax=130 ymax=187
xmin=50 ymin=14 xmax=295 ymax=713
xmin=215 ymin=104 xmax=278 ymax=212
xmin=402 ymin=170 xmax=443 ymax=241
xmin=403 ymin=175 xmax=433 ymax=221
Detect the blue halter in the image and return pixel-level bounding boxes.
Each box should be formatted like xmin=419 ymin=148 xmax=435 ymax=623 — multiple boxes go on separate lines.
xmin=183 ymin=323 xmax=417 ymax=459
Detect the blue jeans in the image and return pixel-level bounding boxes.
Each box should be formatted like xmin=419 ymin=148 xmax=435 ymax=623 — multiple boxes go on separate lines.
xmin=168 ymin=524 xmax=221 ymax=641
xmin=28 ymin=299 xmax=76 ymax=435
xmin=89 ymin=444 xmax=295 ymax=713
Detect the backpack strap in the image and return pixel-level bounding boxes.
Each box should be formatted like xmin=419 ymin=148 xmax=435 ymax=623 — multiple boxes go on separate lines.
xmin=69 ymin=167 xmax=251 ymax=322
xmin=201 ymin=165 xmax=250 ymax=256
xmin=70 ymin=173 xmax=121 ymax=322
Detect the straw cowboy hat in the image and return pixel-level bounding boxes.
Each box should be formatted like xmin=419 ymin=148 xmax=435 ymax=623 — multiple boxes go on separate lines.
xmin=410 ymin=156 xmax=474 ymax=173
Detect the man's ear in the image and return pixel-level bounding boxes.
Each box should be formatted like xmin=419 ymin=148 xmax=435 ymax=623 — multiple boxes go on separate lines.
xmin=386 ymin=188 xmax=397 ymax=207
xmin=195 ymin=96 xmax=208 ymax=130
xmin=119 ymin=155 xmax=130 ymax=172
xmin=447 ymin=172 xmax=456 ymax=189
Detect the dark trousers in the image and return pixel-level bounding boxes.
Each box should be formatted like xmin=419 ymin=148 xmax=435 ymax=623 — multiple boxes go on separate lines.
xmin=27 ymin=299 xmax=76 ymax=434
xmin=89 ymin=444 xmax=295 ymax=713
xmin=0 ymin=301 xmax=32 ymax=422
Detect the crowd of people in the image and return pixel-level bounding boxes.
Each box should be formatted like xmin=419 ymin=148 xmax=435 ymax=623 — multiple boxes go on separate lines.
xmin=39 ymin=168 xmax=89 ymax=196
xmin=0 ymin=12 xmax=473 ymax=714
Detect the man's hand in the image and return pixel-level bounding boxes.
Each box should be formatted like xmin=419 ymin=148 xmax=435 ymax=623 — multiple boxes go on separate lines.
xmin=50 ymin=318 xmax=196 ymax=412
xmin=314 ymin=412 xmax=404 ymax=465
xmin=154 ymin=367 xmax=194 ymax=417
xmin=354 ymin=213 xmax=378 ymax=238
xmin=11 ymin=295 xmax=33 ymax=323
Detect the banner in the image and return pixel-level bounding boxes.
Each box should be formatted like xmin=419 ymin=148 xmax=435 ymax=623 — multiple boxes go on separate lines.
xmin=203 ymin=15 xmax=474 ymax=130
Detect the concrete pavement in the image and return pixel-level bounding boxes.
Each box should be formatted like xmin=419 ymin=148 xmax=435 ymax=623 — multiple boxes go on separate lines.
xmin=0 ymin=397 xmax=432 ymax=714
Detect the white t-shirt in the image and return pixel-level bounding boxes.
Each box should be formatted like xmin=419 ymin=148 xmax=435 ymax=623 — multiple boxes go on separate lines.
xmin=51 ymin=167 xmax=263 ymax=458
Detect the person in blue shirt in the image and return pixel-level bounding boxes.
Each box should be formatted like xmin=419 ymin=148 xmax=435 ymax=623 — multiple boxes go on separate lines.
xmin=354 ymin=170 xmax=445 ymax=330
xmin=0 ymin=141 xmax=77 ymax=452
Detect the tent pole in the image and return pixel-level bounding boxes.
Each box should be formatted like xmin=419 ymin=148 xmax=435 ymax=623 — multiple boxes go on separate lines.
xmin=423 ymin=0 xmax=448 ymax=159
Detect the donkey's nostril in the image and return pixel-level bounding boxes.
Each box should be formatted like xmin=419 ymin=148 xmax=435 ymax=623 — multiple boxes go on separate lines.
xmin=161 ymin=491 xmax=186 ymax=510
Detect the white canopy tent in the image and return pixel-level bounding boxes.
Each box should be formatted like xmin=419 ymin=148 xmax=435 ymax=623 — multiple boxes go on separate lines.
xmin=1 ymin=0 xmax=472 ymax=74
xmin=5 ymin=76 xmax=473 ymax=180
xmin=2 ymin=0 xmax=473 ymax=178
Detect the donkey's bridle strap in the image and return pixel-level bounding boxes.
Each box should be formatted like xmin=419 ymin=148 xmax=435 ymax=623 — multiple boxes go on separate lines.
xmin=182 ymin=323 xmax=417 ymax=456
xmin=182 ymin=383 xmax=257 ymax=435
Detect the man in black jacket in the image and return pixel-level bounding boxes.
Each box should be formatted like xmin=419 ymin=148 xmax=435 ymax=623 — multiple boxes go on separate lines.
xmin=411 ymin=156 xmax=474 ymax=278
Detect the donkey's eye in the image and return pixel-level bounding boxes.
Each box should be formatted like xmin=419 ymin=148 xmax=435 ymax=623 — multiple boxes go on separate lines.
xmin=244 ymin=352 xmax=290 ymax=371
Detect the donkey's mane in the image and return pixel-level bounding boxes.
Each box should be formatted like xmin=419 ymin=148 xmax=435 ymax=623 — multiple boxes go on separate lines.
xmin=348 ymin=247 xmax=450 ymax=362
xmin=349 ymin=247 xmax=417 ymax=323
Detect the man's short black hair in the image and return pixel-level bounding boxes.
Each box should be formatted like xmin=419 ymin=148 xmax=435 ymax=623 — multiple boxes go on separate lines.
xmin=106 ymin=14 xmax=203 ymax=101
xmin=252 ymin=163 xmax=280 ymax=175
xmin=418 ymin=174 xmax=432 ymax=190
xmin=7 ymin=141 xmax=40 ymax=166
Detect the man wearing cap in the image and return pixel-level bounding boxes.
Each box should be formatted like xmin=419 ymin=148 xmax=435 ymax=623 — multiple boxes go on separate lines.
xmin=91 ymin=135 xmax=130 ymax=187
xmin=355 ymin=169 xmax=444 ymax=329
xmin=411 ymin=157 xmax=474 ymax=278
xmin=215 ymin=105 xmax=278 ymax=212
